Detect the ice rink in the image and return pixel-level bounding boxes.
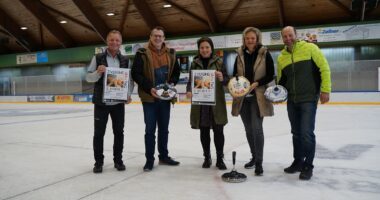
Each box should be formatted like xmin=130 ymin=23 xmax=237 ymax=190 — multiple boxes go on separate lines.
xmin=0 ymin=103 xmax=379 ymax=200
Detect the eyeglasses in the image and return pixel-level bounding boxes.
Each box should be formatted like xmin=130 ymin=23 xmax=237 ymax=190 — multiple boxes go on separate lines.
xmin=151 ymin=34 xmax=164 ymax=38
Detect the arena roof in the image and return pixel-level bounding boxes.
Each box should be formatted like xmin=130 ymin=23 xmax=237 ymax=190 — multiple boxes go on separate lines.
xmin=0 ymin=0 xmax=379 ymax=55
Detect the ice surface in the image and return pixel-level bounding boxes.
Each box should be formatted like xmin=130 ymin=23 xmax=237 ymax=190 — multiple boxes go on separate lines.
xmin=0 ymin=103 xmax=379 ymax=200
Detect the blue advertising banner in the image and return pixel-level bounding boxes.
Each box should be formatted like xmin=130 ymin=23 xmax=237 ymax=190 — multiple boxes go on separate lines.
xmin=37 ymin=52 xmax=48 ymax=63
xmin=73 ymin=94 xmax=92 ymax=102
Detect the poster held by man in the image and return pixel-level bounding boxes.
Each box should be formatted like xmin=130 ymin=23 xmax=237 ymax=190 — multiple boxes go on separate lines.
xmin=103 ymin=68 xmax=130 ymax=103
xmin=191 ymin=69 xmax=216 ymax=105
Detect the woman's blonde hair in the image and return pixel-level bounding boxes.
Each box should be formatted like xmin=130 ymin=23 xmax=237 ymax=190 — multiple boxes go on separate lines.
xmin=242 ymin=27 xmax=262 ymax=48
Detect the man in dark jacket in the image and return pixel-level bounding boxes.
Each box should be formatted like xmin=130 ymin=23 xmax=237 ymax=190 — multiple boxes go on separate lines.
xmin=86 ymin=30 xmax=133 ymax=173
xmin=131 ymin=26 xmax=181 ymax=172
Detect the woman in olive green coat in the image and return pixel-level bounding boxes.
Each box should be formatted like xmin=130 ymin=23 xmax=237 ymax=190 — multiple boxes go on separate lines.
xmin=186 ymin=37 xmax=228 ymax=170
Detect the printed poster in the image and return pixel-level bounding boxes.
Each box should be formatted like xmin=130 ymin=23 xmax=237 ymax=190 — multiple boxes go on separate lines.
xmin=191 ymin=70 xmax=216 ymax=105
xmin=103 ymin=68 xmax=130 ymax=102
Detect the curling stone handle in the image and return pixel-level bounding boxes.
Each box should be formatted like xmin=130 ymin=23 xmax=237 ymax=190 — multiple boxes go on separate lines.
xmin=232 ymin=151 xmax=236 ymax=165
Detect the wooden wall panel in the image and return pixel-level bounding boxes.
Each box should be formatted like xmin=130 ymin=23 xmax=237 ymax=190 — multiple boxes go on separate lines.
xmin=284 ymin=0 xmax=354 ymax=25
xmin=223 ymin=0 xmax=279 ymax=29
xmin=0 ymin=0 xmax=41 ymax=44
xmin=151 ymin=1 xmax=209 ymax=34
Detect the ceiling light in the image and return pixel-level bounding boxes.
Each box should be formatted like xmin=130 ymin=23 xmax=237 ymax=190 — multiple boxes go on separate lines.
xmin=60 ymin=20 xmax=67 ymax=24
xmin=20 ymin=27 xmax=27 ymax=30
xmin=163 ymin=4 xmax=172 ymax=8
xmin=106 ymin=12 xmax=115 ymax=16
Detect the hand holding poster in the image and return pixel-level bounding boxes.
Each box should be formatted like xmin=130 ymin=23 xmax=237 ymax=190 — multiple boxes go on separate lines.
xmin=103 ymin=68 xmax=130 ymax=102
xmin=191 ymin=70 xmax=216 ymax=105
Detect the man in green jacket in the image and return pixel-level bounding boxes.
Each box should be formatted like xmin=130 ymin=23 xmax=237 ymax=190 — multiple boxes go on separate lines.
xmin=277 ymin=26 xmax=331 ymax=180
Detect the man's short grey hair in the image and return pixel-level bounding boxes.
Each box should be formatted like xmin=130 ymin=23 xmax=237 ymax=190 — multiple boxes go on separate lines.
xmin=107 ymin=30 xmax=122 ymax=40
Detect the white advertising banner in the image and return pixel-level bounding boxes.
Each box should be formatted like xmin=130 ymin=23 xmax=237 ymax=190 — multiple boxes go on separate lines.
xmin=210 ymin=36 xmax=227 ymax=49
xmin=225 ymin=34 xmax=242 ymax=48
xmin=95 ymin=23 xmax=380 ymax=54
xmin=27 ymin=95 xmax=54 ymax=102
xmin=292 ymin=24 xmax=380 ymax=43
xmin=16 ymin=53 xmax=37 ymax=64
xmin=166 ymin=38 xmax=198 ymax=52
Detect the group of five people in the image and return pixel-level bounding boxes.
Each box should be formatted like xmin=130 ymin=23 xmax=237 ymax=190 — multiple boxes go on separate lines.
xmin=86 ymin=25 xmax=331 ymax=181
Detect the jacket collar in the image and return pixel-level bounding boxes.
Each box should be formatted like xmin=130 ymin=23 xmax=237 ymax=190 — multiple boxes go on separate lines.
xmin=284 ymin=40 xmax=303 ymax=53
xmin=243 ymin=44 xmax=262 ymax=55
xmin=147 ymin=41 xmax=168 ymax=55
xmin=193 ymin=55 xmax=218 ymax=68
xmin=105 ymin=49 xmax=121 ymax=59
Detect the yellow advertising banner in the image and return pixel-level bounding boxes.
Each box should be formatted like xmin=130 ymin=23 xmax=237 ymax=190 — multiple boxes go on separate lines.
xmin=55 ymin=95 xmax=74 ymax=103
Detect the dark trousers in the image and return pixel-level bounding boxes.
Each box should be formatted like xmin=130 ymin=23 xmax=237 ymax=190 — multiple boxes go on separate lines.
xmin=142 ymin=101 xmax=171 ymax=161
xmin=200 ymin=125 xmax=225 ymax=158
xmin=240 ymin=96 xmax=264 ymax=163
xmin=287 ymin=101 xmax=318 ymax=165
xmin=93 ymin=104 xmax=125 ymax=164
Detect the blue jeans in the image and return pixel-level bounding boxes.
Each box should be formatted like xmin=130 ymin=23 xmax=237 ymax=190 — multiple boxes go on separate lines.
xmin=142 ymin=100 xmax=171 ymax=161
xmin=287 ymin=101 xmax=318 ymax=165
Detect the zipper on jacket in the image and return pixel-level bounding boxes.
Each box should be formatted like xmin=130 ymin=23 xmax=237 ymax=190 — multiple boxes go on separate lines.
xmin=291 ymin=44 xmax=296 ymax=102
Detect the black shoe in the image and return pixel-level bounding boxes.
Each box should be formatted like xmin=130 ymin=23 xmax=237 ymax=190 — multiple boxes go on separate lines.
xmin=216 ymin=159 xmax=227 ymax=170
xmin=114 ymin=162 xmax=126 ymax=171
xmin=202 ymin=158 xmax=212 ymax=168
xmin=159 ymin=157 xmax=180 ymax=166
xmin=254 ymin=162 xmax=263 ymax=176
xmin=299 ymin=164 xmax=313 ymax=180
xmin=284 ymin=159 xmax=303 ymax=174
xmin=143 ymin=160 xmax=154 ymax=172
xmin=244 ymin=158 xmax=255 ymax=169
xmin=93 ymin=162 xmax=103 ymax=173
